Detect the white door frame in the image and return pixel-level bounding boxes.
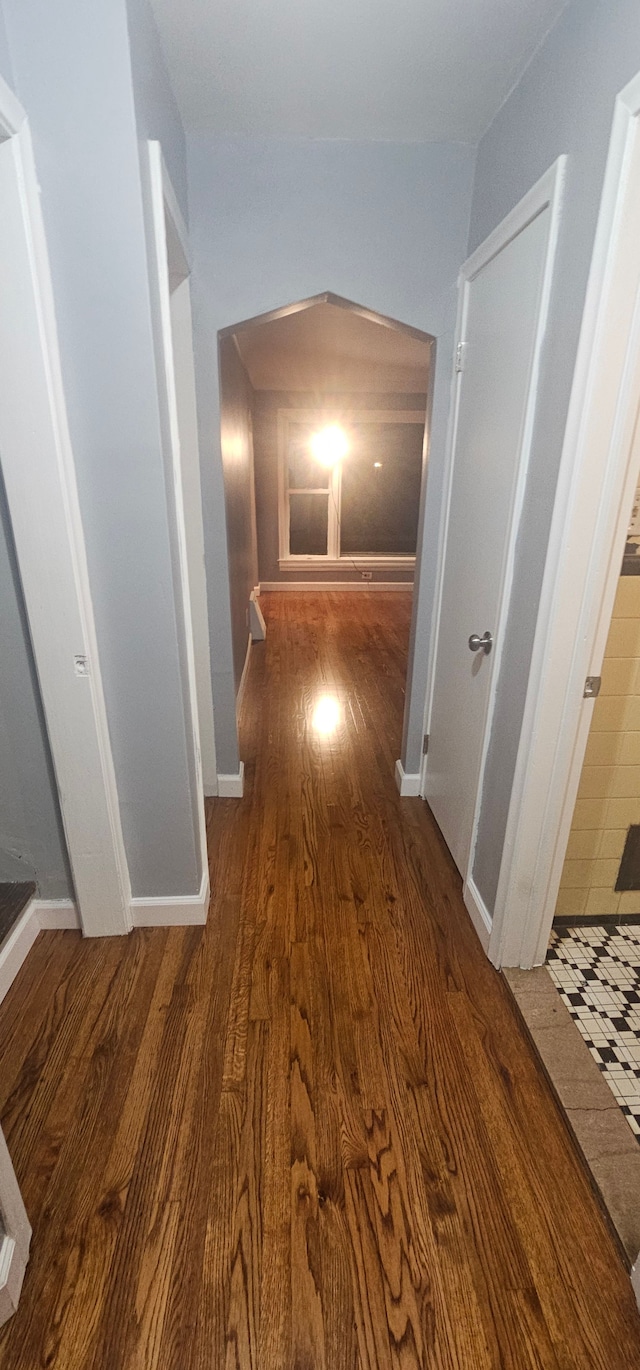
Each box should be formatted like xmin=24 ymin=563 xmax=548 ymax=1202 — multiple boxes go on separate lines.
xmin=421 ymin=157 xmax=566 ymax=951
xmin=490 ymin=71 xmax=640 ymax=967
xmin=0 ymin=76 xmax=131 ymax=937
xmin=158 ymin=148 xmax=218 ymax=797
xmin=144 ymin=142 xmax=210 ymax=897
xmin=0 ymin=1124 xmax=30 ymax=1327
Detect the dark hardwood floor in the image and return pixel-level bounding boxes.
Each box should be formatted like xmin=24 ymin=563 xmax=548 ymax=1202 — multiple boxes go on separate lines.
xmin=0 ymin=591 xmax=639 ymax=1367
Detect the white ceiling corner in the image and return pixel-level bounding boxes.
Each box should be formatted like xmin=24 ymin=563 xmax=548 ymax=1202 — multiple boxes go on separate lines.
xmin=149 ymin=0 xmax=570 ymax=143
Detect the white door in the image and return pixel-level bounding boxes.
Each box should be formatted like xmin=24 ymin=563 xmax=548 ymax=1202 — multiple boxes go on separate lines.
xmin=425 ymin=164 xmax=564 ymax=877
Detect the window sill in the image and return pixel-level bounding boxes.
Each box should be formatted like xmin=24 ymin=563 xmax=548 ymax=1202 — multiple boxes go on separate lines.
xmin=278 ymin=556 xmax=416 ymax=572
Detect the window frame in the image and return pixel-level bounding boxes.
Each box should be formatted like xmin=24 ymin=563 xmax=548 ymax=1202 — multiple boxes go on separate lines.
xmin=277 ymin=408 xmax=424 ymax=569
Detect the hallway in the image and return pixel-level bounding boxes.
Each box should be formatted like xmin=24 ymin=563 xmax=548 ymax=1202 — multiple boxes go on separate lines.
xmin=0 ymin=592 xmax=639 ymax=1366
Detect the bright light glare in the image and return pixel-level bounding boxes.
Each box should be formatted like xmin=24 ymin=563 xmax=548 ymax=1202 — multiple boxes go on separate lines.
xmin=312 ymin=695 xmax=342 ymax=737
xmin=374 ymin=461 xmax=382 ymax=468
xmin=309 ymin=423 xmax=349 ymax=467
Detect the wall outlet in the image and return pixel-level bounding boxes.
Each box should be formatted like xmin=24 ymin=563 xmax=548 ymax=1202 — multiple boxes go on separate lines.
xmin=361 ymin=570 xmax=373 ymax=581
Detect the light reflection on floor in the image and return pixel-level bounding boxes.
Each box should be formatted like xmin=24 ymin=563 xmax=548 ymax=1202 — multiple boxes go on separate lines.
xmin=311 ymin=693 xmax=343 ymax=737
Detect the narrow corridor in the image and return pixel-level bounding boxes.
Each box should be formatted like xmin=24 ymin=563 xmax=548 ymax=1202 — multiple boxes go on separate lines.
xmin=0 ymin=593 xmax=638 ymax=1367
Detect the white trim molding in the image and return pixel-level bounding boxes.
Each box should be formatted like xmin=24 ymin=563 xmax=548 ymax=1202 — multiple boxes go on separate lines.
xmin=31 ymin=899 xmax=80 ymax=930
xmin=394 ymin=760 xmax=421 ymax=796
xmin=260 ymin=581 xmax=413 ymax=593
xmin=144 ymin=142 xmax=210 ymax=908
xmin=130 ymin=870 xmax=210 ymax=927
xmin=463 ymin=877 xmax=492 ymax=954
xmin=489 ymin=72 xmax=640 ymax=968
xmin=236 ymin=633 xmax=252 ymax=714
xmin=0 ymin=1124 xmax=31 ymax=1329
xmin=278 ymin=557 xmax=416 ymax=572
xmin=218 ymin=763 xmax=245 ymax=798
xmin=0 ymin=76 xmax=131 ymax=937
xmin=0 ymin=897 xmax=80 ymax=1009
xmin=0 ymin=900 xmax=40 ymax=1009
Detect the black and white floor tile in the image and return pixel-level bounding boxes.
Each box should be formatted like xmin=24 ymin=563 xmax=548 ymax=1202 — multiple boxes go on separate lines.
xmin=547 ymin=925 xmax=640 ymax=1138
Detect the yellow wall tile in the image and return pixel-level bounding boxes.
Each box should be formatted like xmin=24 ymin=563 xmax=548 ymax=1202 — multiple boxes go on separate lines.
xmin=557 ymin=570 xmax=640 ymax=913
xmin=623 ymin=697 xmax=640 ymax=731
xmin=591 ymin=858 xmax=622 ymax=887
xmin=609 ymin=765 xmax=640 ymax=797
xmin=601 ymin=657 xmax=638 ymax=696
xmin=605 ymin=618 xmax=640 ymax=658
xmin=585 ymin=887 xmax=621 ymax=916
xmin=571 ymin=798 xmax=610 ymax=829
xmin=555 ymin=887 xmax=588 ymax=917
xmin=597 ymin=829 xmax=627 ymax=859
xmin=565 ymin=829 xmax=602 ymax=859
xmin=606 ymin=797 xmax=640 ymax=829
xmin=613 ymin=577 xmax=640 ymax=617
xmin=618 ymin=891 xmax=640 ymax=914
xmin=584 ymin=731 xmax=625 ymax=766
xmin=591 ymin=695 xmax=630 ymax=732
xmin=577 ymin=765 xmax=616 ymax=799
xmin=622 ymin=732 xmax=640 ymax=765
xmin=560 ymin=859 xmax=598 ymax=889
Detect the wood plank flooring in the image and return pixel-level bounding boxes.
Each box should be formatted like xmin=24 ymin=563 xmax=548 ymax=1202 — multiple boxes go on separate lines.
xmin=0 ymin=591 xmax=639 ymax=1367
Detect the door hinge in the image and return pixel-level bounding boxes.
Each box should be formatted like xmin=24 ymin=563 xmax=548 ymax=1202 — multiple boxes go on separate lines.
xmin=584 ymin=676 xmax=601 ymax=699
xmin=423 ymin=734 xmax=429 ymax=755
xmin=455 ymin=342 xmax=467 ymax=374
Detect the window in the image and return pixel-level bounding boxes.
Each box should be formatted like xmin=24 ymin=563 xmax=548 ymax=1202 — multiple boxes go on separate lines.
xmin=278 ymin=410 xmax=424 ymax=567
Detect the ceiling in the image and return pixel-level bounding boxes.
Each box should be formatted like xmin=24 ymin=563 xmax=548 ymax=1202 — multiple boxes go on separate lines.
xmin=232 ymin=300 xmax=432 ymax=393
xmin=149 ymin=0 xmax=570 ymax=142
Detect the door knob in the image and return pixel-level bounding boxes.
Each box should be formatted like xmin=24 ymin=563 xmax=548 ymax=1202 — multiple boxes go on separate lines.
xmin=468 ymin=631 xmax=493 ymax=655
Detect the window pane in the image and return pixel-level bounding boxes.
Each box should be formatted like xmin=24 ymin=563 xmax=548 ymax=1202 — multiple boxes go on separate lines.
xmin=289 ymin=493 xmax=328 ymax=555
xmin=288 ymin=423 xmax=330 ymax=489
xmin=340 ymin=423 xmax=423 ymax=555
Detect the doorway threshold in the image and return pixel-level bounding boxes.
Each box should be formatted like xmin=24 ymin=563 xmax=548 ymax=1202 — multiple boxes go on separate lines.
xmin=503 ymin=965 xmax=640 ymax=1282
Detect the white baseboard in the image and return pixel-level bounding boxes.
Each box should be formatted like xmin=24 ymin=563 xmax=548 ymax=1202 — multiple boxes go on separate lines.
xmin=0 ymin=1233 xmax=27 ymax=1330
xmin=463 ymin=876 xmax=492 ymax=953
xmin=32 ymin=899 xmax=80 ymax=930
xmin=395 ymin=760 xmax=422 ymax=797
xmin=0 ymin=901 xmax=40 ymax=1008
xmin=236 ymin=635 xmax=252 ymax=713
xmin=130 ymin=870 xmax=210 ymax=927
xmin=217 ymin=762 xmax=245 ymax=798
xmin=631 ymin=1257 xmax=640 ymax=1312
xmin=259 ymin=581 xmax=413 ymax=592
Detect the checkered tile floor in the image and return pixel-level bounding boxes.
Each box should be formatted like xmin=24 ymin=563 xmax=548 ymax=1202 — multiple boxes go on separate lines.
xmin=547 ymin=926 xmax=640 ymax=1138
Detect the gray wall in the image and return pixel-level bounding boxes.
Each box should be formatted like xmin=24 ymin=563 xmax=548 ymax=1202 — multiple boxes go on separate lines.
xmin=187 ymin=135 xmax=476 ymax=772
xmin=125 ymin=0 xmax=188 ymax=221
xmin=253 ymin=390 xmax=425 ymax=584
xmin=0 ymin=12 xmax=71 ymax=896
xmin=0 ymin=2 xmax=11 ymax=83
xmin=3 ymin=0 xmax=200 ymax=898
xmin=0 ymin=474 xmax=72 ymax=897
xmin=470 ymin=0 xmax=640 ymax=912
xmin=219 ymin=337 xmax=258 ymax=692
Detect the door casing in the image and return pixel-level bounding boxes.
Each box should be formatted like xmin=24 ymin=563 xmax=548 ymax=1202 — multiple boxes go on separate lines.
xmin=489 ymin=70 xmax=640 ymax=968
xmin=422 ymin=158 xmax=566 ymax=955
xmin=0 ymin=75 xmax=131 ymax=936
